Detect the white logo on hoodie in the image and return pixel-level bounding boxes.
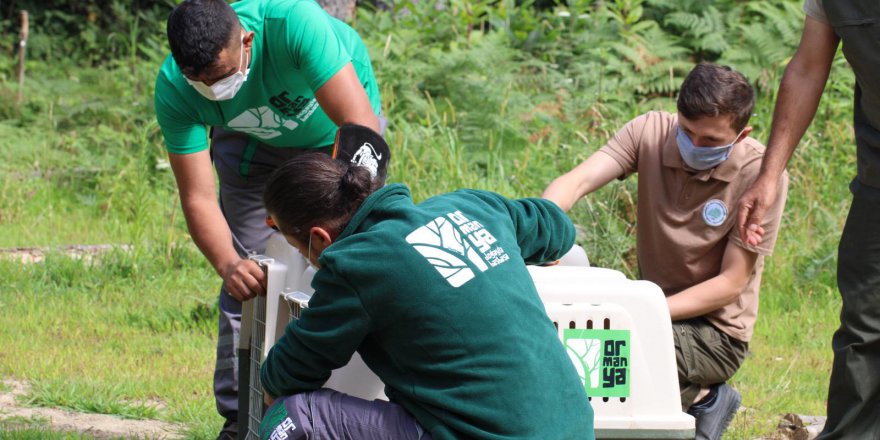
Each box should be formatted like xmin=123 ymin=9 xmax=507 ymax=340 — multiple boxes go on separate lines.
xmin=406 ymin=210 xmax=509 ymax=287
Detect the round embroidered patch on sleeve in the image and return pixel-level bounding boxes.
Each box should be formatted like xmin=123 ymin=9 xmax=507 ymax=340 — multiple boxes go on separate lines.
xmin=702 ymin=199 xmax=728 ymax=227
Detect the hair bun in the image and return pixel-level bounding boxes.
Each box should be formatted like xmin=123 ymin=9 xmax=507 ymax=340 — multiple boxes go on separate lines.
xmin=264 ymin=153 xmax=378 ymax=244
xmin=340 ymin=163 xmax=375 ymax=200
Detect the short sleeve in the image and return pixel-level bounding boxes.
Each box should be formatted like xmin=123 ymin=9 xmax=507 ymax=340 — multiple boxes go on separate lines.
xmin=598 ymin=114 xmax=649 ymax=177
xmin=803 ymin=0 xmax=829 ymax=24
xmin=286 ymin=1 xmax=353 ymax=92
xmin=154 ymin=71 xmax=210 ymax=154
xmin=729 ymin=171 xmax=790 ymax=256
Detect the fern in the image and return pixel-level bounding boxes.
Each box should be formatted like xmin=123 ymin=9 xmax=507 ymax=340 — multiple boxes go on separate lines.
xmin=663 ymin=6 xmax=731 ymax=55
xmin=720 ymin=1 xmax=804 ymax=92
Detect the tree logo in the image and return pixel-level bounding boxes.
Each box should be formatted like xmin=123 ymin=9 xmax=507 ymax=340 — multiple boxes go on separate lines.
xmin=564 ymin=329 xmax=631 ymax=397
xmin=405 ymin=210 xmax=508 ymax=287
xmin=702 ymin=199 xmax=727 ymax=227
xmin=227 ymin=106 xmax=299 ymax=140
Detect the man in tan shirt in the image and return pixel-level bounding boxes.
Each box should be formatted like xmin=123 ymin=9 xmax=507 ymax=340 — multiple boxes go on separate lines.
xmin=544 ymin=63 xmax=788 ymax=440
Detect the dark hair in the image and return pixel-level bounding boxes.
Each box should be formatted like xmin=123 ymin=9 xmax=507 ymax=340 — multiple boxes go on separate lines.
xmin=264 ymin=153 xmax=379 ymax=243
xmin=677 ymin=63 xmax=755 ymax=132
xmin=167 ymin=0 xmax=240 ymax=77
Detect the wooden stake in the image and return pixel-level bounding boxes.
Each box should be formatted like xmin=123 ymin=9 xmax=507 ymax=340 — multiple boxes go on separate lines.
xmin=17 ymin=10 xmax=29 ymax=106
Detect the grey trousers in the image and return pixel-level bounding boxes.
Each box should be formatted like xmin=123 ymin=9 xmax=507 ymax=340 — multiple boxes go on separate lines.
xmin=211 ymin=119 xmax=387 ymax=427
xmin=818 ymin=179 xmax=880 ymax=439
xmin=672 ymin=318 xmax=748 ymax=411
xmin=262 ymin=389 xmax=432 ymax=440
xmin=212 ymin=128 xmax=334 ymax=425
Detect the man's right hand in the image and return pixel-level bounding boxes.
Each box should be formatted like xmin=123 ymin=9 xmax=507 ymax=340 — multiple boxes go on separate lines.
xmin=734 ymin=16 xmax=838 ymax=248
xmin=736 ymin=177 xmax=778 ymax=247
xmin=169 ymin=151 xmax=269 ymax=302
xmin=222 ymin=258 xmax=267 ymax=301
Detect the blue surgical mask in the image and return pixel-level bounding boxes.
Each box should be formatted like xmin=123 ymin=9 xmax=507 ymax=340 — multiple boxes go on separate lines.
xmin=676 ymin=126 xmax=745 ymax=171
xmin=185 ymin=37 xmax=250 ymax=101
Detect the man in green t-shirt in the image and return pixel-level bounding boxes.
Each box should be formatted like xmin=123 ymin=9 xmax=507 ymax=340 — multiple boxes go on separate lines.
xmin=153 ymin=0 xmax=383 ymax=437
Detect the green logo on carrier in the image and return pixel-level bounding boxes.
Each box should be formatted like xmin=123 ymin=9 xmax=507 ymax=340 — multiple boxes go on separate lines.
xmin=563 ymin=329 xmax=631 ymax=397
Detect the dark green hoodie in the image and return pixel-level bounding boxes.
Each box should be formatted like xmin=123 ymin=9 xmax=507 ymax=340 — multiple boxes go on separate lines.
xmin=261 ymin=184 xmax=595 ymax=439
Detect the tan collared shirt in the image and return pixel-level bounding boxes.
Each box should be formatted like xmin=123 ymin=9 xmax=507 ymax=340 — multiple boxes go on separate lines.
xmin=599 ymin=111 xmax=788 ymax=342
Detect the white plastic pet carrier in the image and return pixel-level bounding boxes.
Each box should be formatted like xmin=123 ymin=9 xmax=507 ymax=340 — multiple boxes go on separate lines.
xmin=238 ymin=236 xmax=694 ymax=439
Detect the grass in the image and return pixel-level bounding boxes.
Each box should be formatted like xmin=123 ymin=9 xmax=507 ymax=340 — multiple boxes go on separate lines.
xmin=0 ymin=249 xmax=220 ymax=438
xmin=27 ymin=382 xmax=161 ymax=420
xmin=0 ymin=415 xmax=173 ymax=439
xmin=0 ymin=0 xmax=861 ymax=438
xmin=0 ymin=416 xmax=105 ymax=440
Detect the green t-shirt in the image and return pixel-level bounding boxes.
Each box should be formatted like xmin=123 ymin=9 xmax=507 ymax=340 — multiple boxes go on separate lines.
xmin=261 ymin=184 xmax=595 ymax=440
xmin=154 ymin=0 xmax=381 ymax=155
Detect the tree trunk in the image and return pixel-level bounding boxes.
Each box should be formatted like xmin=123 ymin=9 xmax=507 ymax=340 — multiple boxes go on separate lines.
xmin=17 ymin=10 xmax=28 ymax=106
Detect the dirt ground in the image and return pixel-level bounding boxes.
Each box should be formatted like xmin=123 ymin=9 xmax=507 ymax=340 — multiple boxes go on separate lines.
xmin=0 ymin=244 xmax=132 ymax=264
xmin=0 ymin=379 xmax=184 ymax=439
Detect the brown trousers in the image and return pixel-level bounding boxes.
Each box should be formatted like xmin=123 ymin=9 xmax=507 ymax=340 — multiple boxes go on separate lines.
xmin=673 ymin=318 xmax=748 ymax=411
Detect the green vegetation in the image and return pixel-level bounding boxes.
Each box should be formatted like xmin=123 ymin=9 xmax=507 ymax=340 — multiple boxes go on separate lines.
xmin=0 ymin=415 xmax=139 ymax=439
xmin=0 ymin=0 xmax=855 ymax=437
xmin=0 ymin=416 xmax=98 ymax=439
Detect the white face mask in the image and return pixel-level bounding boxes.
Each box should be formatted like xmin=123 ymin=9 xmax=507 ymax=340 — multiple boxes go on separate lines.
xmin=185 ymin=37 xmax=249 ymax=101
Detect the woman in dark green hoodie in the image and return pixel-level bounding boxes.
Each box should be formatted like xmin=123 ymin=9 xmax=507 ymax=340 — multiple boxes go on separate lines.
xmin=259 ymin=151 xmax=594 ymax=440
